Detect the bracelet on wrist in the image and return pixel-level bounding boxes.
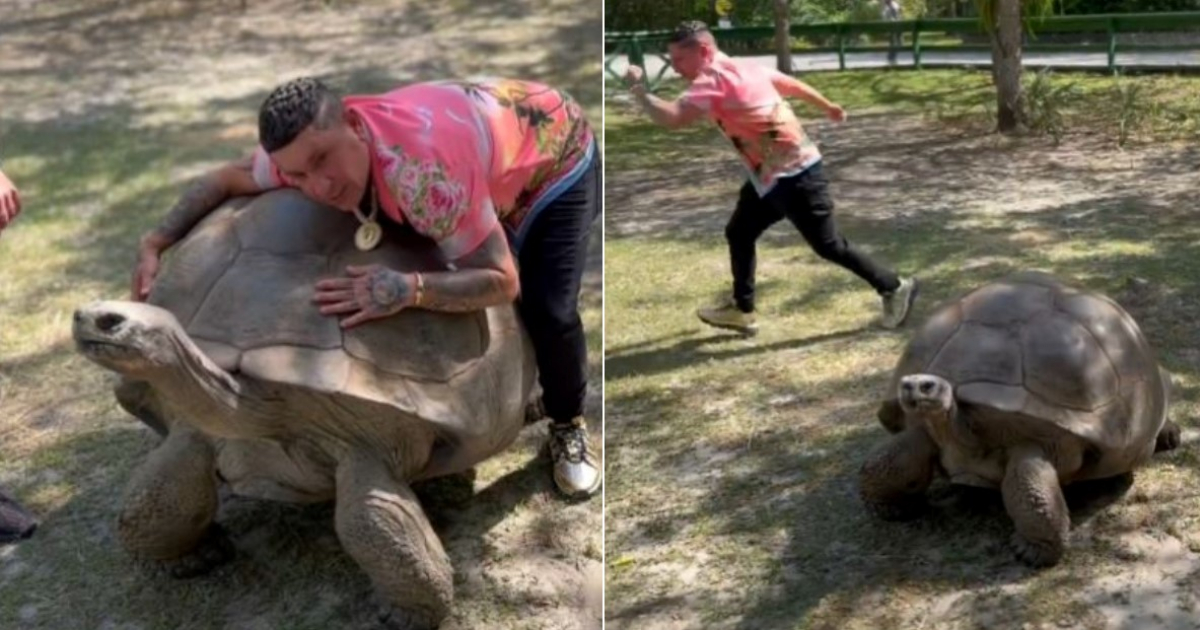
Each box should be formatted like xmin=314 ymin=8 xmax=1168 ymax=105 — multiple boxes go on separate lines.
xmin=413 ymin=272 xmax=425 ymax=307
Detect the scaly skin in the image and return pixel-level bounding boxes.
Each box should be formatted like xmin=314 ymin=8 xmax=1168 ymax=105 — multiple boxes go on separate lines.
xmin=1002 ymin=446 xmax=1069 ymax=568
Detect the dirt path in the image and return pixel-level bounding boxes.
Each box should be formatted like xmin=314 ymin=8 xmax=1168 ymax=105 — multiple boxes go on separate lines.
xmin=605 ymin=107 xmax=1199 ymax=238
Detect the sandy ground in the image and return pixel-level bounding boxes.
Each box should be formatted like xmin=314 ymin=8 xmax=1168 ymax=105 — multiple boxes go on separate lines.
xmin=604 ymin=101 xmax=1200 ymax=629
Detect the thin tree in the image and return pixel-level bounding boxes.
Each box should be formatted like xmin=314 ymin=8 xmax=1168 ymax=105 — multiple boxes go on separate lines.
xmin=774 ymin=0 xmax=794 ymax=73
xmin=975 ymin=0 xmax=1056 ymax=132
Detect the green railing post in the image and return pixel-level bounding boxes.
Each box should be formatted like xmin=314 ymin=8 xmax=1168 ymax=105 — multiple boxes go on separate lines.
xmin=606 ymin=12 xmax=1200 ymax=75
xmin=837 ymin=24 xmax=846 ymax=70
xmin=650 ymin=52 xmax=671 ymax=88
xmin=603 ymin=48 xmax=617 ymax=82
xmin=604 ymin=39 xmax=632 ymax=83
xmin=629 ymin=37 xmax=645 ymax=71
xmin=1107 ymin=18 xmax=1117 ymax=73
xmin=912 ymin=19 xmax=922 ymax=69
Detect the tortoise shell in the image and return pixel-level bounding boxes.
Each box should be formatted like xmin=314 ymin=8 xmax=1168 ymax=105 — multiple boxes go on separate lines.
xmin=885 ymin=271 xmax=1167 ymax=478
xmin=145 ymin=189 xmax=536 ymax=477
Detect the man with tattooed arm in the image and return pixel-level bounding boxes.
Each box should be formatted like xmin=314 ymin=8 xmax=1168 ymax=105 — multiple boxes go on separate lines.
xmin=130 ymin=77 xmax=601 ymax=499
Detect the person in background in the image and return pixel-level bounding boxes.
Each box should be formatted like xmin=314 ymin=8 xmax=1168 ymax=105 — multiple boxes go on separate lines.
xmin=0 ymin=167 xmax=23 ymax=236
xmin=882 ymin=0 xmax=903 ymax=65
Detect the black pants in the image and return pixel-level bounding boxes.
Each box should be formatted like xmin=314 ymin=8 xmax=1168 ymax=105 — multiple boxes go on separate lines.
xmin=517 ymin=156 xmax=601 ymax=425
xmin=725 ymin=162 xmax=899 ymax=313
xmin=888 ymin=32 xmax=901 ymax=63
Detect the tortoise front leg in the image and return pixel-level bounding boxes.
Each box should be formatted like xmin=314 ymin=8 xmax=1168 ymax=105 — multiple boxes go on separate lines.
xmin=336 ymin=456 xmax=452 ymax=630
xmin=1002 ymin=446 xmax=1069 ymax=568
xmin=860 ymin=426 xmax=939 ymax=521
xmin=118 ymin=427 xmax=232 ymax=577
xmin=1155 ymin=420 xmax=1181 ymax=453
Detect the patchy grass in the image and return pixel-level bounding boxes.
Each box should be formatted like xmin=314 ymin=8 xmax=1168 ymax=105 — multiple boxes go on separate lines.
xmin=604 ymin=69 xmax=1200 ymax=629
xmin=0 ymin=1 xmax=601 ymax=629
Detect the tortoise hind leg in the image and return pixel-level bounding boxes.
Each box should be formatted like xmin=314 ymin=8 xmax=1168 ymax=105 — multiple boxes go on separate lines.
xmin=118 ymin=428 xmax=232 ymax=577
xmin=336 ymin=456 xmax=452 ymax=630
xmin=1156 ymin=367 xmax=1180 ymax=453
xmin=1155 ymin=420 xmax=1181 ymax=453
xmin=525 ymin=391 xmax=546 ymax=425
xmin=1002 ymin=446 xmax=1069 ymax=568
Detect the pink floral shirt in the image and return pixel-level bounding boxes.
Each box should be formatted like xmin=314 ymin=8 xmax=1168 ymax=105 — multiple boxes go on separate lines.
xmin=252 ymin=79 xmax=595 ymax=259
xmin=679 ymin=54 xmax=822 ymax=196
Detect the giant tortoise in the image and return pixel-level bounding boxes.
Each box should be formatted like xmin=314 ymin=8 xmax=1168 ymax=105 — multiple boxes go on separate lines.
xmin=860 ymin=271 xmax=1180 ymax=567
xmin=72 ymin=189 xmax=538 ymax=629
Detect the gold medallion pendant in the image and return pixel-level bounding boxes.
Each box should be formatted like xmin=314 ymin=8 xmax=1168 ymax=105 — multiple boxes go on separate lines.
xmin=355 ymin=220 xmax=382 ymax=251
xmin=353 ymin=183 xmax=382 ymax=251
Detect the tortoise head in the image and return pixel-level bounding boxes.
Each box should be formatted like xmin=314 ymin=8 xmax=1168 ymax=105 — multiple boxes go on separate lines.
xmin=898 ymin=374 xmax=955 ymax=417
xmin=0 ymin=488 xmax=37 ymax=545
xmin=72 ymin=301 xmax=187 ymax=378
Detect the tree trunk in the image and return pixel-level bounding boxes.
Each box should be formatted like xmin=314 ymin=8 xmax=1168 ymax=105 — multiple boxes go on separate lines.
xmin=991 ymin=0 xmax=1025 ymax=133
xmin=773 ymin=0 xmax=792 ymax=73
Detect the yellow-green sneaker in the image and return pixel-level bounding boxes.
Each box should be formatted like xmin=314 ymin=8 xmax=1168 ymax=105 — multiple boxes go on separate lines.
xmin=880 ymin=277 xmax=918 ymax=329
xmin=697 ymin=299 xmax=758 ymax=336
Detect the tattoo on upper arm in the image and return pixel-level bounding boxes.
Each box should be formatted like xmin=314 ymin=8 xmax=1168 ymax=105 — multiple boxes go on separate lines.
xmin=230 ymin=155 xmax=254 ymax=174
xmin=154 ymin=173 xmax=232 ymax=243
xmin=457 ymin=226 xmax=510 ymax=269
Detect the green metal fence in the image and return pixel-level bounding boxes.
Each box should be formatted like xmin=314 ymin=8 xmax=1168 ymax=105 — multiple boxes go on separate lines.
xmin=605 ymin=12 xmax=1200 ymax=87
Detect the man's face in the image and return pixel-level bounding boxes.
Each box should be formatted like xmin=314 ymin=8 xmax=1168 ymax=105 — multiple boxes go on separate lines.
xmin=667 ymin=40 xmax=712 ymax=81
xmin=269 ymin=117 xmax=371 ymax=212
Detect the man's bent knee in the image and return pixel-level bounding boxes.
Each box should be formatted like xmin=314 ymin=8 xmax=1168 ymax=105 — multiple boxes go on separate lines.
xmin=810 ymin=238 xmax=849 ymax=261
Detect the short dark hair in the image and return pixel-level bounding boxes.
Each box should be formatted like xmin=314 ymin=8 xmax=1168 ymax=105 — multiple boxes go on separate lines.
xmin=669 ymin=20 xmax=711 ymax=47
xmin=258 ymin=77 xmax=343 ymax=153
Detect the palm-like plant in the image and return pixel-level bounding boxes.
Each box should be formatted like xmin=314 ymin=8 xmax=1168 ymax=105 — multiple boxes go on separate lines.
xmin=974 ymin=0 xmax=1057 ymax=132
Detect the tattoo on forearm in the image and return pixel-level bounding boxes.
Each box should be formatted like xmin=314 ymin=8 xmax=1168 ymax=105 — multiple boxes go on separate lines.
xmin=418 ymin=270 xmax=509 ymax=312
xmin=366 ymin=269 xmax=409 ymax=310
xmin=634 ymin=90 xmax=656 ymax=111
xmin=417 ymin=230 xmax=515 ymax=312
xmin=636 ymin=92 xmax=680 ymax=128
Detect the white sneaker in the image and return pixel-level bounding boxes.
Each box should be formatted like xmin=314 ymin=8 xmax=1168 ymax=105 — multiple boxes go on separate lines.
xmin=548 ymin=417 xmax=601 ymax=499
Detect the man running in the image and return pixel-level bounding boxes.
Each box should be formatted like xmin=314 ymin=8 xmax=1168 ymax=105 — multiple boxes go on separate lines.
xmin=625 ymin=21 xmax=916 ymax=335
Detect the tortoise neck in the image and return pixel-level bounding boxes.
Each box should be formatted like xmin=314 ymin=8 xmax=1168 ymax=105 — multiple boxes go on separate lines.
xmin=918 ymin=399 xmax=984 ymax=450
xmin=146 ymin=331 xmax=270 ymax=440
xmin=912 ymin=400 xmax=957 ymax=441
